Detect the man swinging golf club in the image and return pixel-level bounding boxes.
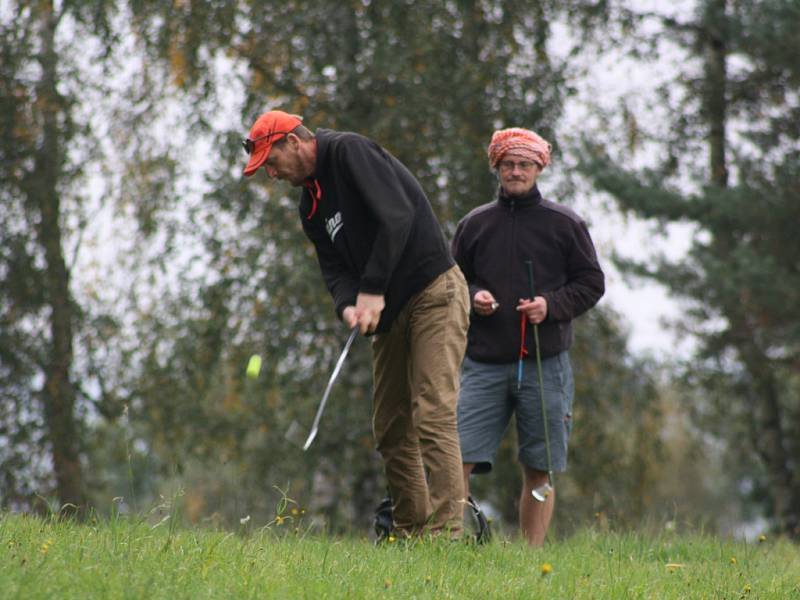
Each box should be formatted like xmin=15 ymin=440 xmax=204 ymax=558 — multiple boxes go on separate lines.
xmin=242 ymin=110 xmax=470 ymax=539
xmin=451 ymin=127 xmax=604 ymax=546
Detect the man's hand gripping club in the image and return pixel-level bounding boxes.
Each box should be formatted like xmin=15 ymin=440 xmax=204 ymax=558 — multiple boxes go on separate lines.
xmin=343 ymin=293 xmax=385 ymax=335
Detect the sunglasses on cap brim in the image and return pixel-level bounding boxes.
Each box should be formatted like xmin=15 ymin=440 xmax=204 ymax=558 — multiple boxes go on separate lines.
xmin=241 ymin=130 xmax=293 ymax=155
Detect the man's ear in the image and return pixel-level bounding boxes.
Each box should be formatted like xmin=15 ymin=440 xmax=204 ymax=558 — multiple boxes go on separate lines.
xmin=285 ymin=132 xmax=301 ymax=151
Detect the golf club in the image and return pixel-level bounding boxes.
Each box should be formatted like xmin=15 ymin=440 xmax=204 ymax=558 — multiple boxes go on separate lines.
xmin=526 ymin=260 xmax=554 ymax=502
xmin=466 ymin=495 xmax=492 ymax=544
xmin=516 ymin=311 xmax=528 ymax=391
xmin=303 ymin=326 xmax=359 ymax=451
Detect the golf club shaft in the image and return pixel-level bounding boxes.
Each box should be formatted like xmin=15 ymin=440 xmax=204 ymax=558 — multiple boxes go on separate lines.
xmin=303 ymin=326 xmax=359 ymax=451
xmin=526 ymin=261 xmax=554 ymax=488
xmin=533 ymin=324 xmax=554 ymax=486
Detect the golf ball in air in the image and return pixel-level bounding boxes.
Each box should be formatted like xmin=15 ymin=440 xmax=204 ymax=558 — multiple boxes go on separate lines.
xmin=246 ymin=354 xmax=262 ymax=379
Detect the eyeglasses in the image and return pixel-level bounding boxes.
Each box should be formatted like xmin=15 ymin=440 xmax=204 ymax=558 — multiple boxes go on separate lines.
xmin=498 ymin=160 xmax=537 ymax=172
xmin=241 ymin=129 xmax=292 ymax=154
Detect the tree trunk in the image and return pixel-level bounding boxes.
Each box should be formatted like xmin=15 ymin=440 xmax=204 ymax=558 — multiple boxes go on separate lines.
xmin=703 ymin=0 xmax=728 ymax=188
xmin=740 ymin=339 xmax=800 ymax=538
xmin=33 ymin=1 xmax=85 ymax=512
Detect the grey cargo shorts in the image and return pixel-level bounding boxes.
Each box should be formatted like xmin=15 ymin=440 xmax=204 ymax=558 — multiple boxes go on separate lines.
xmin=457 ymin=352 xmax=574 ymax=474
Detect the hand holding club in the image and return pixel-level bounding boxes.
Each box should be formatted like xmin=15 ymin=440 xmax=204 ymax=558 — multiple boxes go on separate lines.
xmin=516 ymin=295 xmax=548 ymax=324
xmin=347 ymin=293 xmax=385 ymax=335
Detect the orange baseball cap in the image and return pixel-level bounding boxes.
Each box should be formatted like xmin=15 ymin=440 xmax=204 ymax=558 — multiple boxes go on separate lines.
xmin=242 ymin=110 xmax=303 ymax=176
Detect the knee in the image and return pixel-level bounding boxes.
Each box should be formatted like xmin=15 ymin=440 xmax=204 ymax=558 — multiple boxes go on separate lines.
xmin=522 ymin=465 xmax=548 ymax=488
xmin=376 ymin=420 xmax=426 ymax=458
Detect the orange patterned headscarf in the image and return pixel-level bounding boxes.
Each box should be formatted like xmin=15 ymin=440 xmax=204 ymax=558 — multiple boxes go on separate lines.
xmin=487 ymin=127 xmax=551 ymax=170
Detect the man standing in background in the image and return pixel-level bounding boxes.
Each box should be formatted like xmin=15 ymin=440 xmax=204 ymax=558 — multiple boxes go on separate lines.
xmin=452 ymin=127 xmax=604 ymax=545
xmin=242 ymin=110 xmax=470 ymax=538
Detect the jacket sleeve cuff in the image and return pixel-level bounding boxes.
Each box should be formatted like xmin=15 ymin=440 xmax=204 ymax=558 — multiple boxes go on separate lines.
xmin=541 ymin=291 xmax=559 ymax=321
xmin=335 ymin=297 xmax=356 ymax=320
xmin=468 ymin=284 xmax=482 ymax=303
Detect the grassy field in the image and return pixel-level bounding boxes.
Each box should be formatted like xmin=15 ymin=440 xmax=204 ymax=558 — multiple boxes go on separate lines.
xmin=2 ymin=511 xmax=799 ymax=599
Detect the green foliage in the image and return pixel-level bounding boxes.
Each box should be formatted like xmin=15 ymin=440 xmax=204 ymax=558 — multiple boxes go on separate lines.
xmin=0 ymin=0 xmax=193 ymax=510
xmin=0 ymin=0 xmax=114 ymax=509
xmin=579 ymin=0 xmax=800 ymax=535
xmin=2 ymin=512 xmax=799 ymax=599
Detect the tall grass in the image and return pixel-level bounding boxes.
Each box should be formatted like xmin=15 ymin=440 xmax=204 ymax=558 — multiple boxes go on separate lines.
xmin=1 ymin=510 xmax=798 ymax=599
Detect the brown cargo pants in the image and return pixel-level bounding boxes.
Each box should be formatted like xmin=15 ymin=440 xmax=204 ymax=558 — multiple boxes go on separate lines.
xmin=371 ymin=265 xmax=470 ymax=537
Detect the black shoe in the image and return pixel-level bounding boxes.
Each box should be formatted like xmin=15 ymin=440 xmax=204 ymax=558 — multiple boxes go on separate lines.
xmin=373 ymin=494 xmax=491 ymax=545
xmin=373 ymin=496 xmax=394 ymax=543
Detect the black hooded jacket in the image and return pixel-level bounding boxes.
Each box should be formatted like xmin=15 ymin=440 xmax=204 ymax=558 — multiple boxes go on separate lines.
xmin=299 ymin=129 xmax=454 ymax=333
xmin=452 ymin=185 xmax=605 ymax=361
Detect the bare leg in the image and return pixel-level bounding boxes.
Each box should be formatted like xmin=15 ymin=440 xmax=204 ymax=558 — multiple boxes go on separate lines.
xmin=520 ymin=465 xmax=554 ymax=546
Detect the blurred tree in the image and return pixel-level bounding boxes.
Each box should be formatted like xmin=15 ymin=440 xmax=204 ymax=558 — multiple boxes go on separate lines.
xmin=0 ymin=0 xmax=97 ymax=512
xmin=581 ymin=0 xmax=800 ymax=537
xmin=0 ymin=0 xmax=184 ymax=514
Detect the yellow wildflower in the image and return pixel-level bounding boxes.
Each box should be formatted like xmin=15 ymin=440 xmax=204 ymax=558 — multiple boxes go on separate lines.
xmin=275 ymin=515 xmax=285 ymax=526
xmin=758 ymin=534 xmax=766 ymax=543
xmin=541 ymin=563 xmax=553 ymax=575
xmin=388 ymin=535 xmax=396 ymax=543
xmin=730 ymin=557 xmax=737 ymax=565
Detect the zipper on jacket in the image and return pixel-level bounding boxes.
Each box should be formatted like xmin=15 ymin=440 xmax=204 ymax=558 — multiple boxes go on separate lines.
xmin=510 ymin=198 xmax=517 ymax=311
xmin=509 ymin=198 xmax=529 ymax=362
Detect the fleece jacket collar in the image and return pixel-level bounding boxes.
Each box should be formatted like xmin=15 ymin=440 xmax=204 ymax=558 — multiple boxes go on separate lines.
xmin=497 ymin=184 xmax=543 ymax=209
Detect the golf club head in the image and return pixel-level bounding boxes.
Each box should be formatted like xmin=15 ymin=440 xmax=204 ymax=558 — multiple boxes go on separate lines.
xmin=302 ymin=428 xmax=318 ymax=451
xmin=466 ymin=495 xmax=492 ymax=544
xmin=531 ymin=482 xmax=553 ymax=502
